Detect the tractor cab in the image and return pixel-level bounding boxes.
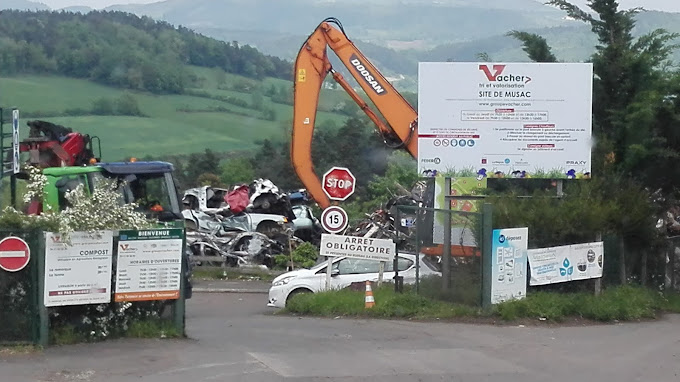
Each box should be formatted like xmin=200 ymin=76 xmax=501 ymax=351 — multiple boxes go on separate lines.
xmin=96 ymin=161 xmax=183 ymax=226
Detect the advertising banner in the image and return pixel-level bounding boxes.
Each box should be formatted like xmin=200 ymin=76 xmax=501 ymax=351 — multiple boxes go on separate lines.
xmin=114 ymin=229 xmax=184 ymax=302
xmin=320 ymin=234 xmax=395 ymax=262
xmin=528 ymin=241 xmax=603 ymax=285
xmin=418 ymin=62 xmax=593 ymax=179
xmin=491 ymin=228 xmax=528 ymax=304
xmin=44 ymin=231 xmax=114 ymax=307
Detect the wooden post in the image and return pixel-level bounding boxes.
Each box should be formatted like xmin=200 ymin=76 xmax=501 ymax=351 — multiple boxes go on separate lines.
xmin=442 ymin=178 xmax=452 ymax=292
xmin=640 ymin=250 xmax=648 ymax=287
xmin=619 ymin=236 xmax=626 ymax=284
xmin=556 ymin=179 xmax=564 ymax=197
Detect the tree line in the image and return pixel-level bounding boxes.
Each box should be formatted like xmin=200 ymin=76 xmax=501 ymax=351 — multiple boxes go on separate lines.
xmin=0 ymin=10 xmax=292 ymax=94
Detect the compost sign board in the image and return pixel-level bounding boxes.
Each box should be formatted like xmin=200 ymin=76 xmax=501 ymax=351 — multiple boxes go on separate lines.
xmin=44 ymin=231 xmax=114 ymax=307
xmin=527 ymin=241 xmax=603 ymax=286
xmin=320 ymin=234 xmax=394 ymax=262
xmin=114 ymin=229 xmax=183 ymax=302
xmin=490 ymin=228 xmax=528 ymax=304
xmin=418 ymin=62 xmax=593 ymax=179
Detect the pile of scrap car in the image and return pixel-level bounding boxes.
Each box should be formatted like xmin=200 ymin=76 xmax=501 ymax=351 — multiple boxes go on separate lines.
xmin=182 ymin=178 xmax=322 ymax=269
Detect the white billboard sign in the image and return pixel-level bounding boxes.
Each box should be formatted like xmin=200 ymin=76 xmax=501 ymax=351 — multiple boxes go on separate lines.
xmin=320 ymin=234 xmax=394 ymax=262
xmin=528 ymin=241 xmax=603 ymax=286
xmin=418 ymin=62 xmax=593 ymax=179
xmin=44 ymin=231 xmax=114 ymax=307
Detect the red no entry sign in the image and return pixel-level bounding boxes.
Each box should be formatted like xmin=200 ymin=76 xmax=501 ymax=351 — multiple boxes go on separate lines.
xmin=0 ymin=236 xmax=31 ymax=272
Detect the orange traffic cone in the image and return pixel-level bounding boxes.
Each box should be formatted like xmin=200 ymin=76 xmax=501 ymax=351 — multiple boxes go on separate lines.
xmin=364 ymin=281 xmax=375 ymax=309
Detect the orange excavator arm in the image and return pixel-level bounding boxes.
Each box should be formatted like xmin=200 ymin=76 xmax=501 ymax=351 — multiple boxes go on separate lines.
xmin=291 ymin=17 xmax=418 ymax=210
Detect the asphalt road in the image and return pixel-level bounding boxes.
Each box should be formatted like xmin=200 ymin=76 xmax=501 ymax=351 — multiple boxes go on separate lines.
xmin=2 ymin=292 xmax=679 ymax=382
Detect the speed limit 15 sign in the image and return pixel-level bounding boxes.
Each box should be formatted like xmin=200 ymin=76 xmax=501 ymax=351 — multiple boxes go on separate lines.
xmin=320 ymin=206 xmax=349 ymax=234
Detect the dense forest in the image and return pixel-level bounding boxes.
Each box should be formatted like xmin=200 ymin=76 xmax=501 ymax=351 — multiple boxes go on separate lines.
xmin=0 ymin=10 xmax=292 ymax=93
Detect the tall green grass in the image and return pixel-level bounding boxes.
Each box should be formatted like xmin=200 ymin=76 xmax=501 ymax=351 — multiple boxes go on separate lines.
xmin=284 ymin=284 xmax=680 ymax=323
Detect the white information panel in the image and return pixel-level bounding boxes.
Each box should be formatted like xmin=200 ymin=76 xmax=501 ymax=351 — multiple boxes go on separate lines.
xmin=491 ymin=227 xmax=528 ymax=304
xmin=44 ymin=231 xmax=114 ymax=307
xmin=115 ymin=229 xmax=184 ymax=302
xmin=418 ymin=62 xmax=593 ymax=179
xmin=528 ymin=241 xmax=603 ymax=285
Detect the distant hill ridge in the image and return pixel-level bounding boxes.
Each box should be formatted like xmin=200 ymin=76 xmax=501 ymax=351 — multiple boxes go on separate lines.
xmin=0 ymin=8 xmax=292 ymax=94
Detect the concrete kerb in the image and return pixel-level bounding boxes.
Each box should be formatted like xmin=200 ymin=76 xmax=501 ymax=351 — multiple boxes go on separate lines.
xmin=193 ymin=287 xmax=269 ymax=294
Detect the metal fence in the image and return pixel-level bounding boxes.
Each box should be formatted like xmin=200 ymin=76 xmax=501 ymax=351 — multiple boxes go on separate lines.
xmin=0 ymin=230 xmax=43 ymax=345
xmin=391 ymin=205 xmax=486 ymax=307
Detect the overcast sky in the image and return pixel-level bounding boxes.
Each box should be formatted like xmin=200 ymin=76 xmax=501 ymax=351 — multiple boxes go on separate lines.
xmin=38 ymin=0 xmax=680 ymax=12
xmin=39 ymin=0 xmax=159 ymax=8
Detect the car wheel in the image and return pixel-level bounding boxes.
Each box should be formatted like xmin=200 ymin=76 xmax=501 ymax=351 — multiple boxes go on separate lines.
xmin=286 ymin=288 xmax=312 ymax=306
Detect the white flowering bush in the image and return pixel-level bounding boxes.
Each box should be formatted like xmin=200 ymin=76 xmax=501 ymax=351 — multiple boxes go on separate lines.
xmin=60 ymin=178 xmax=156 ymax=233
xmin=2 ymin=166 xmax=156 ymax=234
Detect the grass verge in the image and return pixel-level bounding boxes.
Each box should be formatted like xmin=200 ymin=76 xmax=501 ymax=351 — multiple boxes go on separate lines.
xmin=284 ymin=286 xmax=479 ymax=320
xmin=283 ymin=284 xmax=680 ymax=323
xmin=49 ymin=319 xmax=180 ymax=345
xmin=126 ymin=320 xmax=181 ymax=339
xmin=0 ymin=345 xmax=41 ymax=355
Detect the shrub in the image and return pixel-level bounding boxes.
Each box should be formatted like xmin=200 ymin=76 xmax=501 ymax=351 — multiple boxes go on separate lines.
xmin=275 ymin=242 xmax=318 ymax=269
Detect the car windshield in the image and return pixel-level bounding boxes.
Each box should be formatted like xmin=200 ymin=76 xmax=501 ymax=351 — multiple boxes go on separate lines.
xmin=293 ymin=206 xmax=308 ymax=219
xmin=95 ymin=171 xmax=178 ymax=215
xmin=313 ymin=255 xmax=416 ymax=273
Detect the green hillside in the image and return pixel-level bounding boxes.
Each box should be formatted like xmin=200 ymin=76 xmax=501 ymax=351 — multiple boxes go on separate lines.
xmin=0 ymin=9 xmax=363 ymax=160
xmin=0 ymin=67 xmax=351 ymax=160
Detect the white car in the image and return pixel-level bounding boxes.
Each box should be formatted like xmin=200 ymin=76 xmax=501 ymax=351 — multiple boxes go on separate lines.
xmin=267 ymin=253 xmax=441 ymax=308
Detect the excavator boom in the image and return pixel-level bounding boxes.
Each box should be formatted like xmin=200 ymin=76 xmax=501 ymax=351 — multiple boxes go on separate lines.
xmin=291 ymin=18 xmax=418 ymax=210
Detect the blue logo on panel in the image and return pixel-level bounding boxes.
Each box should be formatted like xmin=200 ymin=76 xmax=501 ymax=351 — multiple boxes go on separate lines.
xmin=559 ymin=258 xmax=574 ymax=276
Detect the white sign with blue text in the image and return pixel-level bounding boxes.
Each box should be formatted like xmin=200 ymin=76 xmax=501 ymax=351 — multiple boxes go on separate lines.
xmin=491 ymin=227 xmax=528 ymax=304
xmin=527 ymin=242 xmax=603 ymax=286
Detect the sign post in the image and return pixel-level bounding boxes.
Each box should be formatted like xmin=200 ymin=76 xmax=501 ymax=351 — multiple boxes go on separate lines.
xmin=12 ymin=109 xmax=19 ymax=174
xmin=0 ymin=236 xmax=30 ymax=272
xmin=320 ymin=167 xmax=356 ymax=289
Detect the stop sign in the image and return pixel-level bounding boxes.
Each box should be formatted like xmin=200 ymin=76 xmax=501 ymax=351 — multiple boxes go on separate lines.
xmin=322 ymin=167 xmax=356 ymax=201
xmin=0 ymin=236 xmax=31 ymax=272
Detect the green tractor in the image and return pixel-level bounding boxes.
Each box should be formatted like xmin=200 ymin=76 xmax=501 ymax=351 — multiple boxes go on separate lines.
xmin=1 ymin=111 xmax=191 ymax=297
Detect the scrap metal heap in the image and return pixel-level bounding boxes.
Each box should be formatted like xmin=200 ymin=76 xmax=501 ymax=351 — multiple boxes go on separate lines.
xmin=182 ymin=179 xmax=314 ymax=269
